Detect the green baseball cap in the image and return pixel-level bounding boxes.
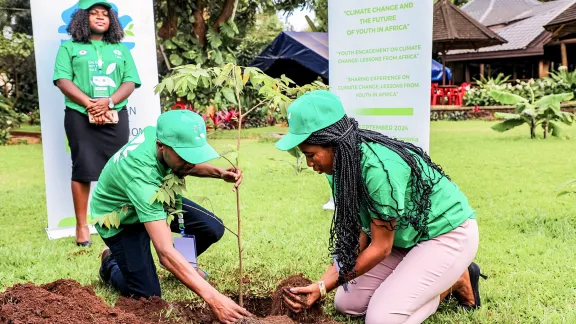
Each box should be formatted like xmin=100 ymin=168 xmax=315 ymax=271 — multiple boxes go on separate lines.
xmin=275 ymin=90 xmax=346 ymax=151
xmin=79 ymin=0 xmax=112 ymax=10
xmin=156 ymin=110 xmax=220 ymax=164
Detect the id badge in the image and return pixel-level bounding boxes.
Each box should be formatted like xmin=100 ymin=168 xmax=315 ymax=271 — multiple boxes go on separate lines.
xmin=91 ymin=75 xmax=109 ymax=98
xmin=174 ymin=234 xmax=198 ymax=267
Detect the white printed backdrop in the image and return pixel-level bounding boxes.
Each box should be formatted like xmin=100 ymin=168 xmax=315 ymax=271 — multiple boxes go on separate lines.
xmin=30 ymin=0 xmax=161 ymax=239
xmin=328 ymin=0 xmax=433 ymax=152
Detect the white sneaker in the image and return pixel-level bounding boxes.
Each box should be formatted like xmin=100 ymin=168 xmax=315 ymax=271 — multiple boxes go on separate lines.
xmin=323 ymin=197 xmax=335 ymax=211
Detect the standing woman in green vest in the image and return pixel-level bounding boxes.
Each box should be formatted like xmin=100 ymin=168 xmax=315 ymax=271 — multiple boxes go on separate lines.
xmin=277 ymin=91 xmax=484 ymax=324
xmin=53 ymin=0 xmax=140 ymax=247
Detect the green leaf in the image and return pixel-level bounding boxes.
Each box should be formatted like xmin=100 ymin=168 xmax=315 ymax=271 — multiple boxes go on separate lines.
xmin=167 ymin=176 xmax=176 ymax=188
xmin=165 ymin=78 xmax=175 ymax=93
xmin=229 ymin=20 xmax=239 ymax=34
xmin=213 ymin=51 xmax=224 ymax=65
xmin=234 ymin=66 xmax=243 ymax=90
xmin=157 ymin=190 xmax=166 ymax=204
xmin=207 ymin=30 xmax=222 ymax=49
xmin=128 ymin=23 xmax=134 ymax=30
xmin=109 ymin=212 xmax=121 ymax=228
xmin=170 ymin=54 xmax=184 ymax=66
xmin=548 ymin=121 xmax=564 ymax=137
xmin=154 ymin=81 xmax=166 ymax=95
xmin=104 ymin=215 xmax=111 ymax=228
xmin=242 ymin=67 xmax=251 ymax=86
xmin=182 ymin=50 xmax=197 ymax=60
xmin=166 ymin=214 xmax=175 ymax=225
xmin=149 ymin=192 xmax=159 ymax=205
xmin=494 ymin=112 xmax=521 ymax=120
xmin=167 ymin=189 xmax=175 ymax=205
xmin=220 ymin=22 xmax=235 ymax=38
xmin=488 ymin=90 xmax=528 ymax=105
xmin=559 ymin=112 xmax=574 ymax=125
xmin=250 ymin=74 xmax=266 ymax=86
xmin=534 ymin=93 xmax=574 ymax=111
xmin=491 ymin=118 xmax=525 ymax=133
xmin=174 ymin=77 xmax=187 ymax=94
xmin=125 ymin=30 xmax=134 ymax=37
xmin=222 ymin=88 xmax=237 ymax=104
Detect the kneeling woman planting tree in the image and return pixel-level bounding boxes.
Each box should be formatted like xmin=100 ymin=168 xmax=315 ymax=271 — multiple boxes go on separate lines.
xmin=275 ymin=90 xmax=485 ymax=324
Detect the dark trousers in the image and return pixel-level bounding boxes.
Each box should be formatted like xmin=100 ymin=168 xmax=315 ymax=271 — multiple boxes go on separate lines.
xmin=99 ymin=198 xmax=225 ymax=299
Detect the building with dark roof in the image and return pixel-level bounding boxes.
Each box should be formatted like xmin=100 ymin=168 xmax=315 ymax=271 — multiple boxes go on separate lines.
xmin=445 ymin=0 xmax=576 ymax=83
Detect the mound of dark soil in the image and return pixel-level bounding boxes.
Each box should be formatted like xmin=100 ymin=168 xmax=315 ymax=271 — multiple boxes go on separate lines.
xmin=0 ymin=277 xmax=338 ymax=324
xmin=0 ymin=279 xmax=141 ymax=323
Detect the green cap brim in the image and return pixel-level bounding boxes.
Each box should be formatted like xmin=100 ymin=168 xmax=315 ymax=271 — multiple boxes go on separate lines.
xmin=174 ymin=144 xmax=220 ymax=164
xmin=275 ymin=132 xmax=311 ymax=151
xmin=80 ymin=2 xmax=112 ymax=10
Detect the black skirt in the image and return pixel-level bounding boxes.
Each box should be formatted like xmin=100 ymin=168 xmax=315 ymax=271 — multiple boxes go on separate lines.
xmin=64 ymin=108 xmax=129 ymax=182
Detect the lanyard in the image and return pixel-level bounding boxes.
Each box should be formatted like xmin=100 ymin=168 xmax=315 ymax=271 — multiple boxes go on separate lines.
xmin=93 ymin=42 xmax=104 ymax=75
xmin=178 ymin=213 xmax=185 ymax=236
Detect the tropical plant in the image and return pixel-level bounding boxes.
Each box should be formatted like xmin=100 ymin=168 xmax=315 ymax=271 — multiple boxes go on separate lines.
xmin=0 ymin=32 xmax=38 ymax=115
xmin=465 ymin=76 xmax=575 ymax=107
xmin=475 ymin=73 xmax=511 ymax=88
xmin=0 ymin=93 xmax=30 ymax=145
xmin=489 ymin=88 xmax=574 ymax=139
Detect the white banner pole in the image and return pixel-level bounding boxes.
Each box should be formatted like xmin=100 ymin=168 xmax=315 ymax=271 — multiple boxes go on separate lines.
xmin=328 ymin=0 xmax=433 ymax=152
xmin=30 ymin=0 xmax=161 ymax=239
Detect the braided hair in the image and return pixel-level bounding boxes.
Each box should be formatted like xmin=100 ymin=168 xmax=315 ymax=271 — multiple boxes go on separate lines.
xmin=67 ymin=7 xmax=124 ymax=44
xmin=304 ymin=116 xmax=450 ymax=285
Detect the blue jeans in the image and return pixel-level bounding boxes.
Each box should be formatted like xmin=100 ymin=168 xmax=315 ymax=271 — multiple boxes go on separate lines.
xmin=99 ymin=198 xmax=225 ymax=299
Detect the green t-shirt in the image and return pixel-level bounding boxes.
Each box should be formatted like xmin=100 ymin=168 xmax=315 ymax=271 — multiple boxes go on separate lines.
xmin=53 ymin=39 xmax=141 ymax=114
xmin=327 ymin=142 xmax=475 ymax=249
xmin=90 ymin=126 xmax=177 ymax=238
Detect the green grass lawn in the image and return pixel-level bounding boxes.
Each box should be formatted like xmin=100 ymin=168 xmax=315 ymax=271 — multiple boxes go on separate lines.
xmin=12 ymin=124 xmax=41 ymax=133
xmin=1 ymin=121 xmax=576 ymax=323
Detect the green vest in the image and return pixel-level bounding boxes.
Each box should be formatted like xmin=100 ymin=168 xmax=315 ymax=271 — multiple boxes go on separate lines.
xmin=327 ymin=142 xmax=475 ymax=248
xmin=90 ymin=127 xmax=176 ymax=238
xmin=53 ymin=39 xmax=141 ymax=114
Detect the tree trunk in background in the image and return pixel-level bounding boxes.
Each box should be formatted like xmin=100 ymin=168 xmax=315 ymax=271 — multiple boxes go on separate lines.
xmin=158 ymin=0 xmax=179 ymax=40
xmin=214 ymin=0 xmax=236 ymax=31
xmin=193 ymin=0 xmax=207 ymax=46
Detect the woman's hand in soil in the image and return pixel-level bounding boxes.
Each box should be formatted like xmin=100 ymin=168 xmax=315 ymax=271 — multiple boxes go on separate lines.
xmin=208 ymin=293 xmax=252 ymax=323
xmin=283 ymin=284 xmax=321 ymax=313
xmin=220 ymin=167 xmax=243 ymax=192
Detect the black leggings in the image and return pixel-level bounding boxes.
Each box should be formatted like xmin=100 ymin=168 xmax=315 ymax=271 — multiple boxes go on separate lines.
xmin=99 ymin=198 xmax=224 ymax=298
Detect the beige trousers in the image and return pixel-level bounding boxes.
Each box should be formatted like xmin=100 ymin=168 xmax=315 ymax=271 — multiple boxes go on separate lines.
xmin=334 ymin=219 xmax=479 ymax=324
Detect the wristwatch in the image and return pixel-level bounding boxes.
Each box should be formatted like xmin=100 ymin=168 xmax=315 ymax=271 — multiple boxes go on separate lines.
xmin=108 ymin=97 xmax=114 ymax=109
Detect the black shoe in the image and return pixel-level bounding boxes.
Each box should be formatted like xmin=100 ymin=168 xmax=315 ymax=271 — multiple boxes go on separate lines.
xmin=99 ymin=248 xmax=113 ymax=282
xmin=458 ymin=262 xmax=488 ymax=311
xmin=76 ymin=241 xmax=92 ymax=247
xmin=101 ymin=248 xmax=112 ymax=263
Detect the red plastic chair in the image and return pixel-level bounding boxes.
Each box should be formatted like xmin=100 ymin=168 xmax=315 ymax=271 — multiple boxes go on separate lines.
xmin=431 ymin=83 xmax=445 ymax=105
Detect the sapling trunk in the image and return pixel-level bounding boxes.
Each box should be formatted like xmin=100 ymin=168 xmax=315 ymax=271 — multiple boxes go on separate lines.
xmin=234 ymin=70 xmax=244 ymax=307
